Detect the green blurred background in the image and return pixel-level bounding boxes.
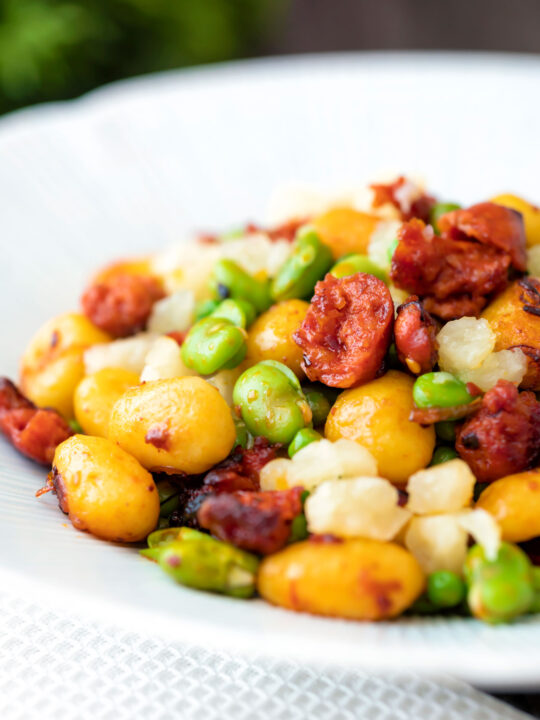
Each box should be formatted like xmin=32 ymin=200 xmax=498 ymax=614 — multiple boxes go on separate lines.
xmin=0 ymin=0 xmax=285 ymax=115
xmin=0 ymin=0 xmax=538 ymax=116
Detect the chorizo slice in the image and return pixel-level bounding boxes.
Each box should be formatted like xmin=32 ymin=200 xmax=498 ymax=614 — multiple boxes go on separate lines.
xmin=293 ymin=273 xmax=394 ymax=388
xmin=197 ymin=487 xmax=303 ymax=555
xmin=81 ymin=273 xmax=164 ymax=337
xmin=456 ymin=380 xmax=540 ymax=483
xmin=390 ymin=219 xmax=510 ymax=320
xmin=0 ymin=378 xmax=73 ymax=465
xmin=437 ymin=201 xmax=527 ymax=271
xmin=394 ymin=295 xmax=439 ymax=374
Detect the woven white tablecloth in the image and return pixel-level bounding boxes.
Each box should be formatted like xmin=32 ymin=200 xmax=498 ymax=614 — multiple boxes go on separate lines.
xmin=0 ymin=590 xmax=532 ymax=720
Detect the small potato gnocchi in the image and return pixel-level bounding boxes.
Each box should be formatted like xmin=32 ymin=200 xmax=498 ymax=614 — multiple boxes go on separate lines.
xmin=109 ymin=376 xmax=236 ymax=474
xmin=52 ymin=435 xmax=159 ymax=542
xmin=259 ymin=438 xmax=378 ymax=491
xmin=257 ymin=538 xmax=424 ymax=620
xmin=74 ymin=367 xmax=140 ymax=437
xmin=20 ymin=312 xmax=111 ymax=419
xmin=476 ymin=469 xmax=540 ymax=542
xmin=406 ymin=459 xmax=476 ymax=515
xmin=305 ymin=477 xmax=411 ymax=540
xmin=325 ymin=371 xmax=435 ymax=485
xmin=245 ymin=299 xmax=309 ymax=378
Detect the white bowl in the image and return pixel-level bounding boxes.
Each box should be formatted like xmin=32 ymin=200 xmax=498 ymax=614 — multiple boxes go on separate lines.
xmin=1 ymin=52 xmax=540 ymax=690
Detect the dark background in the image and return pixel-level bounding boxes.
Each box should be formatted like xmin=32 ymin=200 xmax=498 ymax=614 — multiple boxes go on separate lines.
xmin=0 ymin=0 xmax=539 ymax=116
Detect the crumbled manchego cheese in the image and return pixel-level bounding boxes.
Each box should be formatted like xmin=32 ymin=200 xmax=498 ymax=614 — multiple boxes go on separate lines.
xmin=259 ymin=438 xmax=378 ymax=492
xmin=305 ymin=476 xmax=411 ymax=541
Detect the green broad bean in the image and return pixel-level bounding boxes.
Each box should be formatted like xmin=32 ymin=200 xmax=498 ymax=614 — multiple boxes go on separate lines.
xmin=194 ymin=299 xmax=221 ymax=322
xmin=464 ymin=542 xmax=534 ymax=623
xmin=141 ymin=532 xmax=259 ymax=598
xmin=303 ymin=387 xmax=332 ymax=427
xmin=330 ymin=254 xmax=387 ymax=282
xmin=233 ymin=359 xmax=312 ymax=444
xmin=271 ymin=228 xmax=333 ymax=301
xmin=435 ymin=420 xmax=457 ymax=442
xmin=211 ymin=298 xmax=256 ymax=328
xmin=413 ymin=371 xmax=474 ymax=409
xmin=430 ymin=202 xmax=461 ymax=234
xmin=430 ymin=447 xmax=459 ymax=466
xmin=181 ymin=317 xmax=247 ymax=375
xmin=210 ymin=259 xmax=271 ymax=312
xmin=427 ymin=570 xmax=466 ymax=608
xmin=147 ymin=526 xmax=205 ymax=549
xmin=288 ymin=428 xmax=322 ymax=458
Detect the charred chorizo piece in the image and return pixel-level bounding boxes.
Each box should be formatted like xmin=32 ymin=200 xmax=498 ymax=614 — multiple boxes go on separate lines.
xmin=81 ymin=273 xmax=164 ymax=337
xmin=437 ymin=202 xmax=527 ymax=272
xmin=390 ymin=217 xmax=514 ymax=320
xmin=456 ymin=379 xmax=540 ymax=483
xmin=198 ymin=487 xmax=304 ymax=555
xmin=0 ymin=378 xmax=72 ymax=465
xmin=394 ymin=295 xmax=439 ymax=374
xmin=370 ymin=176 xmax=436 ymax=223
xmin=293 ymin=273 xmax=394 ymax=388
xmin=166 ymin=438 xmax=280 ymax=528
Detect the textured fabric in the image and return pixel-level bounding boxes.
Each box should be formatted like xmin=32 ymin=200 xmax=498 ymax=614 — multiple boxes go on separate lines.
xmin=0 ymin=590 xmax=532 ymax=720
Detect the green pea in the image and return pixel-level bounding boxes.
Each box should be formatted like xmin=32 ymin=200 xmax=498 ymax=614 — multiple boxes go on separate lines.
xmin=427 ymin=570 xmax=466 ymax=608
xmin=271 ymin=228 xmax=333 ymax=301
xmin=430 ymin=202 xmax=461 ymax=234
xmin=181 ymin=317 xmax=247 ymax=375
xmin=194 ymin=298 xmax=221 ymax=322
xmin=303 ymin=387 xmax=332 ymax=426
xmin=233 ymin=360 xmax=312 ymax=444
xmin=413 ymin=371 xmax=474 ymax=409
xmin=210 ymin=259 xmax=271 ymax=312
xmin=233 ymin=416 xmax=253 ymax=449
xmin=430 ymin=447 xmax=459 ymax=466
xmin=387 ymin=237 xmax=399 ymax=264
xmin=141 ymin=532 xmax=259 ymax=598
xmin=330 ymin=254 xmax=387 ymax=282
xmin=288 ymin=428 xmax=322 ymax=458
xmin=464 ymin=542 xmax=534 ymax=623
xmin=68 ymin=419 xmax=83 ymax=434
xmin=211 ymin=298 xmax=256 ymax=328
xmin=435 ymin=420 xmax=457 ymax=442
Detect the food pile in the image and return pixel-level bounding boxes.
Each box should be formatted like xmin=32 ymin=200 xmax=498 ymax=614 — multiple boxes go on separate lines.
xmin=2 ymin=176 xmax=540 ymax=624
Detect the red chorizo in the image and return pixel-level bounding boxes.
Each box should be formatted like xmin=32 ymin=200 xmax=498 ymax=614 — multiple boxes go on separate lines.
xmin=390 ymin=219 xmax=510 ymax=320
xmin=370 ymin=176 xmax=436 ymax=222
xmin=197 ymin=487 xmax=303 ymax=555
xmin=0 ymin=378 xmax=72 ymax=465
xmin=456 ymin=380 xmax=540 ymax=483
xmin=164 ymin=438 xmax=280 ymax=528
xmin=437 ymin=202 xmax=527 ymax=271
xmin=293 ymin=273 xmax=394 ymax=387
xmin=394 ymin=295 xmax=438 ymax=374
xmin=81 ymin=273 xmax=164 ymax=337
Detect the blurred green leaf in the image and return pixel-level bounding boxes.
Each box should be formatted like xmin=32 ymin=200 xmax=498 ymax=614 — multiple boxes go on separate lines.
xmin=0 ymin=0 xmax=285 ymax=114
